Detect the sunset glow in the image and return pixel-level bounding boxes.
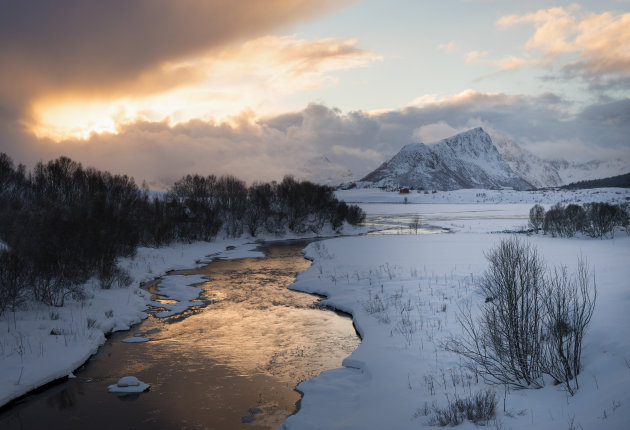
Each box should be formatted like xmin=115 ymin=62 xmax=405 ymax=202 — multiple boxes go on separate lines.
xmin=29 ymin=34 xmax=381 ymax=142
xmin=1 ymin=2 xmax=629 ymax=428
xmin=0 ymin=0 xmax=628 ymax=186
xmin=31 ymin=99 xmax=128 ymax=140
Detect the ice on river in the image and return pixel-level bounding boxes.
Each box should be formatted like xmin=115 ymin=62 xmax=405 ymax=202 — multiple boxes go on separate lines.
xmin=108 ymin=376 xmax=150 ymax=393
xmin=150 ymin=274 xmax=208 ymax=318
xmin=121 ymin=336 xmax=149 ymax=343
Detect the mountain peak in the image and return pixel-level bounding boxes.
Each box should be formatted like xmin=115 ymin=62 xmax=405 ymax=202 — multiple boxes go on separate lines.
xmin=440 ymin=127 xmax=491 ymax=148
xmin=455 ymin=126 xmax=484 ymax=136
xmin=358 ymin=128 xmax=531 ymax=191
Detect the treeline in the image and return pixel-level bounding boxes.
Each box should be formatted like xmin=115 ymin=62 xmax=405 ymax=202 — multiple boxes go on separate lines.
xmin=528 ymin=202 xmax=630 ymax=238
xmin=560 ymin=172 xmax=630 ymax=190
xmin=0 ymin=153 xmax=365 ymax=314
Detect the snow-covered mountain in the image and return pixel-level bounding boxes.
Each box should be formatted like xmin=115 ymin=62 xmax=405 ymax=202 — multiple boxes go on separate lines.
xmin=551 ymin=158 xmax=629 ymax=186
xmin=356 ymin=128 xmax=532 ymax=191
xmin=490 ymin=132 xmax=563 ymax=188
xmin=299 ymin=155 xmax=354 ymax=186
xmin=490 ymin=131 xmax=629 ymax=188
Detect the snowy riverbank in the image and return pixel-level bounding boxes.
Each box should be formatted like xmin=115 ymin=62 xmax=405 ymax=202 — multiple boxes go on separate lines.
xmin=282 ymin=192 xmax=630 ymax=429
xmin=0 ymin=237 xmax=265 ymax=407
xmin=0 ymin=218 xmax=369 ymax=409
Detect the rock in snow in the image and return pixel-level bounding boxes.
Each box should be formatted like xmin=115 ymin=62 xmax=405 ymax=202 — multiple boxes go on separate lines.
xmin=108 ymin=376 xmax=150 ymax=394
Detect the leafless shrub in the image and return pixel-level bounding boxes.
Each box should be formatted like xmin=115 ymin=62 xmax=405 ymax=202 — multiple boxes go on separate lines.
xmin=363 ymin=291 xmax=390 ymax=323
xmin=446 ymin=237 xmax=597 ymax=395
xmin=541 ymin=258 xmax=596 ymax=395
xmin=99 ymin=265 xmax=134 ymax=289
xmin=584 ymin=202 xmax=622 ymax=238
xmin=428 ymin=389 xmax=497 ymax=426
xmin=410 ymin=215 xmax=421 ymax=234
xmin=561 ymin=204 xmax=586 ymax=237
xmin=0 ymin=250 xmax=29 ymax=315
xmin=446 ymin=237 xmax=545 ymax=389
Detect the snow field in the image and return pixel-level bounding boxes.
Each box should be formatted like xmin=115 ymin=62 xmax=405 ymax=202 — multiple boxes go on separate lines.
xmin=283 ymin=232 xmax=630 ymax=429
xmin=337 ymin=187 xmax=630 ymax=206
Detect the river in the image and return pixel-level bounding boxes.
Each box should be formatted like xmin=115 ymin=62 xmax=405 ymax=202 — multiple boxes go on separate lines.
xmin=0 ymin=240 xmax=360 ymax=429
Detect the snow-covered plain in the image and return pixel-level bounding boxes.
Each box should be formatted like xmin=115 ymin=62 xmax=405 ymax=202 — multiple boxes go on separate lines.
xmin=2 ymin=186 xmax=629 ymax=430
xmin=336 ymin=187 xmax=630 ymax=206
xmin=282 ymin=188 xmax=630 ymax=429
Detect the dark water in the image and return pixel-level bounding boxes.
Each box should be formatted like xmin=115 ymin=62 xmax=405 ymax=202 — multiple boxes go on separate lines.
xmin=0 ymin=240 xmax=360 ymax=429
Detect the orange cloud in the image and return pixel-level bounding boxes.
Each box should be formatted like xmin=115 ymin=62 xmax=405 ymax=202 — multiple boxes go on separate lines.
xmin=29 ymin=35 xmax=381 ymax=140
xmin=464 ymin=50 xmax=529 ymax=75
xmin=497 ymin=6 xmax=630 ymax=78
xmin=0 ymin=0 xmax=352 ymax=128
xmin=493 ymin=56 xmax=529 ymax=72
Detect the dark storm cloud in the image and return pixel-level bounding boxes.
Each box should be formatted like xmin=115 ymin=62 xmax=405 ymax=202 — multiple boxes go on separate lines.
xmin=0 ymin=0 xmax=346 ymax=105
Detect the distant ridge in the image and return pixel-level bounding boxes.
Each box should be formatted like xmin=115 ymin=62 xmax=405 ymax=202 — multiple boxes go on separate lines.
xmin=356 ymin=127 xmax=532 ymax=191
xmin=560 ymin=172 xmax=630 ymax=190
xmin=490 ymin=130 xmax=630 ymax=188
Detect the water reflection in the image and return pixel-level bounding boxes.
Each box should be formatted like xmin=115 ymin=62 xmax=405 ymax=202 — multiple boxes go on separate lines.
xmin=364 ymin=213 xmax=450 ymax=235
xmin=0 ymin=240 xmax=359 ymax=430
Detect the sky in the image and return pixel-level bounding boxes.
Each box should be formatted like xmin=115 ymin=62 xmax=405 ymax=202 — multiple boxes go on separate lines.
xmin=1 ymin=0 xmax=629 ymax=188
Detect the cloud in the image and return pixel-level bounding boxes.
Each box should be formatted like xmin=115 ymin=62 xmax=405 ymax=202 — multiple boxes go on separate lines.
xmin=497 ymin=6 xmax=580 ymax=56
xmin=412 ymin=122 xmax=461 ymax=143
xmin=497 ymin=6 xmax=630 ymax=84
xmin=437 ymin=41 xmax=460 ymax=53
xmin=0 ymin=0 xmax=350 ymax=118
xmin=493 ymin=56 xmax=529 ymax=72
xmin=0 ymin=0 xmax=347 ymax=89
xmin=465 ymin=51 xmax=489 ymax=64
xmin=2 ymin=92 xmax=628 ymax=189
xmin=28 ymin=35 xmax=381 ymax=140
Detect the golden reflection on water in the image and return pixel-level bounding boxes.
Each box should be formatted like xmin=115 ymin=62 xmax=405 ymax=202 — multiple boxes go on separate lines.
xmin=163 ymin=245 xmax=359 ymax=384
xmin=135 ymin=242 xmax=360 ymax=428
xmin=0 ymin=241 xmax=360 ymax=430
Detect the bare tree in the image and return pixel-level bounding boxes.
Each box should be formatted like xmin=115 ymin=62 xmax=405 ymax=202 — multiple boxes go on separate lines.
xmin=0 ymin=251 xmax=29 ymax=315
xmin=543 ymin=204 xmax=565 ymax=237
xmin=528 ymin=204 xmax=545 ymax=233
xmin=410 ymin=215 xmax=421 ymax=234
xmin=584 ymin=202 xmax=620 ymax=238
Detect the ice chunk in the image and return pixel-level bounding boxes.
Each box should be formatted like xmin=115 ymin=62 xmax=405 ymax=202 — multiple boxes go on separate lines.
xmin=108 ymin=376 xmax=150 ymax=393
xmin=121 ymin=336 xmax=149 ymax=343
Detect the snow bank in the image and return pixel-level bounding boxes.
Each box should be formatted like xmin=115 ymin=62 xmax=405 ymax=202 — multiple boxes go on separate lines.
xmin=283 ymin=233 xmax=630 ymax=429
